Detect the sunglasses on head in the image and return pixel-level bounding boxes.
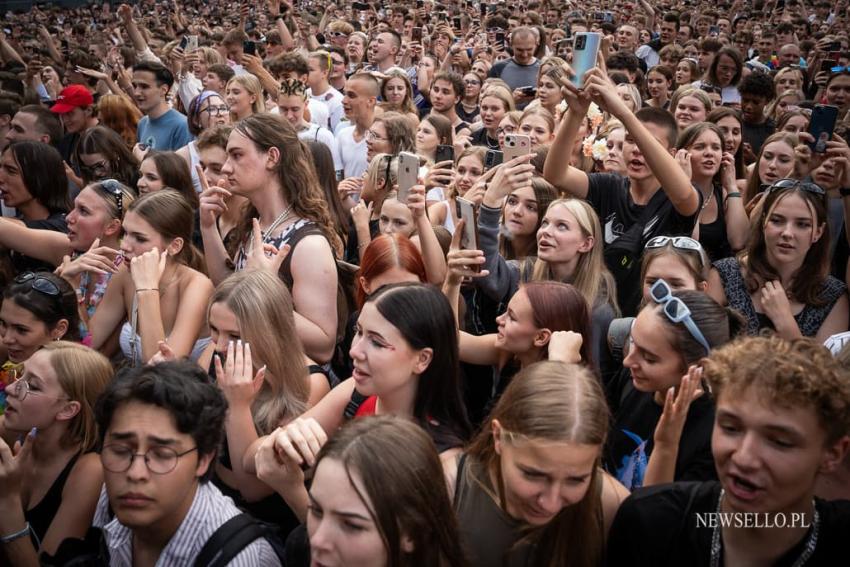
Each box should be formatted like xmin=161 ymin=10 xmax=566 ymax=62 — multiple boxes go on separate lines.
xmin=650 ymin=279 xmax=711 ymax=357
xmin=645 ymin=236 xmax=707 ymax=268
xmin=763 ymin=178 xmax=825 ymax=197
xmin=99 ymin=178 xmax=124 ymax=218
xmin=14 ymin=272 xmax=61 ymax=297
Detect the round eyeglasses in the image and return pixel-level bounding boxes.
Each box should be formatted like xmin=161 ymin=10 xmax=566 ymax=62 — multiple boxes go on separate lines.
xmin=100 ymin=444 xmax=199 ymax=474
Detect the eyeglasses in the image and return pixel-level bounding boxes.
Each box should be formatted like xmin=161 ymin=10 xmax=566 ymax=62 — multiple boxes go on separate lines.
xmin=100 ymin=178 xmax=124 ymax=218
xmin=328 ymin=31 xmax=349 ymax=38
xmin=764 ymin=178 xmax=825 ymax=196
xmin=7 ymin=376 xmax=69 ymax=402
xmin=79 ymin=160 xmax=110 ymax=180
xmin=650 ymin=279 xmax=712 ymax=356
xmin=14 ymin=272 xmax=60 ymax=296
xmin=100 ymin=444 xmax=199 ymax=474
xmin=203 ymin=104 xmax=230 ymax=116
xmin=645 ymin=236 xmax=707 ymax=268
xmin=366 ymin=130 xmax=388 ymax=141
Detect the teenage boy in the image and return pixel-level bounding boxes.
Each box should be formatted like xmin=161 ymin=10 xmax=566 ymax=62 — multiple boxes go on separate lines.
xmin=336 ymin=72 xmax=378 ymax=178
xmin=202 ymin=64 xmax=235 ymax=96
xmin=92 ymin=361 xmax=281 ymax=565
xmin=50 ymin=84 xmax=99 ymax=163
xmin=132 ymin=61 xmax=192 ymax=152
xmin=278 ymin=78 xmax=342 ymax=177
xmin=544 ymin=67 xmax=700 ymax=316
xmin=428 ymin=72 xmax=470 ymax=135
xmin=306 ymin=50 xmax=345 ymax=131
xmin=739 ymin=72 xmax=776 ymax=157
xmin=607 ymin=336 xmax=850 ymax=566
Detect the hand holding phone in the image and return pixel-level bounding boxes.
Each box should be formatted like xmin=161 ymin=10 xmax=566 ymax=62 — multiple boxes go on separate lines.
xmin=503 ymin=134 xmax=531 ymax=162
xmin=455 ymin=197 xmax=480 ymax=258
xmin=808 ymin=104 xmax=839 ymax=153
xmin=396 ymin=152 xmax=419 ymax=202
xmin=243 ymin=40 xmax=257 ymax=56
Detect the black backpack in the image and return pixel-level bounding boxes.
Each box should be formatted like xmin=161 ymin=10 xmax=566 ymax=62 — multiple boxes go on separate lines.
xmin=194 ymin=513 xmax=286 ymax=567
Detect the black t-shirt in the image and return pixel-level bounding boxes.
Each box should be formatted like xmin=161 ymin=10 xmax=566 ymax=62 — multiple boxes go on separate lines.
xmin=603 ymin=367 xmax=717 ymax=490
xmin=586 ymin=173 xmax=701 ymax=316
xmin=456 ymin=101 xmax=480 ymax=124
xmin=11 ymin=212 xmax=68 ymax=273
xmin=469 ymin=127 xmax=499 ymax=149
xmin=607 ymin=481 xmax=850 ymax=566
xmin=742 ymin=118 xmax=776 ymax=156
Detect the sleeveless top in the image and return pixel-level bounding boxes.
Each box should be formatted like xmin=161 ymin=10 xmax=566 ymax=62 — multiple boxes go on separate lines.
xmin=713 ymin=257 xmax=847 ymax=336
xmin=234 ymin=219 xmax=323 ymax=289
xmin=698 ymin=185 xmax=733 ymax=261
xmin=26 ymin=453 xmax=80 ymax=541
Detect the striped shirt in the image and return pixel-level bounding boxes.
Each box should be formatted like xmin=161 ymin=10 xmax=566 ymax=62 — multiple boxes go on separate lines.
xmin=95 ymin=482 xmax=281 ymax=566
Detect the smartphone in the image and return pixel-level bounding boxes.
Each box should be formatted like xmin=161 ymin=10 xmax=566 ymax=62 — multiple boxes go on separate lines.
xmin=520 ymin=85 xmax=537 ymax=96
xmin=411 ymin=26 xmax=422 ymax=42
xmin=417 ymin=0 xmax=424 ymax=7
xmin=179 ymin=35 xmax=189 ymax=50
xmin=485 ymin=149 xmax=503 ymax=170
xmin=571 ymin=32 xmax=602 ymax=87
xmin=479 ymin=2 xmax=487 ymax=17
xmin=435 ymin=144 xmax=455 ymax=164
xmin=397 ymin=151 xmax=419 ymax=202
xmin=495 ymin=31 xmax=506 ymax=48
xmin=453 ymin=16 xmax=462 ymax=29
xmin=456 ymin=197 xmax=480 ymax=258
xmin=187 ymin=35 xmax=199 ymax=52
xmin=709 ymin=25 xmax=719 ymax=36
xmin=503 ymin=134 xmax=531 ymax=162
xmin=352 ymin=1 xmax=370 ymax=10
xmin=808 ymin=105 xmax=839 ymax=153
xmin=243 ymin=40 xmax=256 ymax=55
xmin=821 ymin=59 xmax=838 ymax=74
xmin=593 ymin=11 xmax=604 ymax=21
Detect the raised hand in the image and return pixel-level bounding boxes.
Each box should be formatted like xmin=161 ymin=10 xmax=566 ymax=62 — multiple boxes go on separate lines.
xmin=245 ymin=218 xmax=290 ymax=274
xmin=653 ymin=366 xmax=704 ymax=448
xmin=215 ymin=339 xmax=266 ymax=407
xmin=129 ymin=247 xmax=167 ymax=291
xmin=446 ymin=220 xmax=488 ymax=283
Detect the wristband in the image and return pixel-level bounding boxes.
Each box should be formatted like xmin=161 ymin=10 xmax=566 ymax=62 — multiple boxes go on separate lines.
xmin=726 ymin=192 xmax=742 ymax=199
xmin=135 ymin=288 xmax=159 ymax=294
xmin=1 ymin=523 xmax=31 ymax=544
xmin=840 ymin=187 xmax=850 ymax=197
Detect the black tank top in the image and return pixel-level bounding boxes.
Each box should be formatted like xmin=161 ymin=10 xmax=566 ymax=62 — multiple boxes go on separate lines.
xmin=26 ymin=453 xmax=80 ymax=541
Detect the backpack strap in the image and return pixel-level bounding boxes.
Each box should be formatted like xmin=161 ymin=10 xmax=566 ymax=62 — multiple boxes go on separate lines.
xmin=343 ymin=389 xmax=369 ymax=420
xmin=194 ymin=514 xmax=269 ymax=567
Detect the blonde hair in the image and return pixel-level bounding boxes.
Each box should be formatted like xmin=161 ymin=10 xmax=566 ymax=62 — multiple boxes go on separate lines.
xmin=520 ymin=106 xmax=556 ymax=135
xmin=226 ymin=74 xmax=266 ymax=116
xmin=42 ymin=341 xmax=113 ymax=452
xmin=466 ymin=361 xmax=609 ymax=567
xmin=210 ymin=270 xmax=309 ymax=432
xmin=529 ymin=198 xmax=618 ymax=314
xmin=480 ymin=85 xmax=516 ymax=113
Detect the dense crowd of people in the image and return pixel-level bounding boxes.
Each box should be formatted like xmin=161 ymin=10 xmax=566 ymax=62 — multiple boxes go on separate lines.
xmin=0 ymin=0 xmax=849 ymax=564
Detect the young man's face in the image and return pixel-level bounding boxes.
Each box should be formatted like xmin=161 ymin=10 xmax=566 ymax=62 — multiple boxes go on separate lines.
xmin=342 ymin=78 xmax=375 ymax=121
xmin=757 ymin=36 xmax=774 ymax=57
xmin=224 ymin=41 xmax=243 ymax=63
xmin=741 ymin=94 xmax=770 ymax=123
xmin=278 ymin=93 xmax=307 ymax=128
xmin=102 ymin=401 xmax=214 ymax=535
xmin=307 ymin=57 xmax=328 ymax=89
xmin=623 ymin=121 xmax=673 ymax=183
xmin=712 ymin=387 xmax=846 ymax=514
xmin=132 ymin=70 xmax=168 ymax=114
xmin=659 ymin=21 xmax=677 ymax=44
xmin=429 ymin=79 xmax=459 ymax=113
xmin=202 ymin=72 xmax=226 ymax=94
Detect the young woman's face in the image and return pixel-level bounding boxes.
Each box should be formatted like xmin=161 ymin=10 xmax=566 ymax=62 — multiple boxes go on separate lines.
xmin=687 ymin=129 xmax=723 ymax=179
xmin=0 ymin=300 xmax=60 ymax=363
xmin=208 ymin=301 xmax=242 ymax=357
xmin=3 ymin=348 xmax=71 ymax=433
xmin=494 ymin=288 xmax=542 ymax=355
xmin=0 ymin=150 xmax=34 ymax=209
xmin=646 ymin=71 xmax=670 ymax=101
xmin=463 ymin=73 xmax=482 ymax=100
xmin=308 ymin=457 xmax=388 ymax=567
xmin=198 ymin=94 xmax=230 ymax=131
xmin=383 ymin=77 xmax=407 ymax=104
xmin=811 ymin=157 xmax=842 ymax=191
xmin=66 ymin=186 xmax=116 ymax=251
xmin=713 ymin=387 xmax=842 ymax=515
xmin=366 ymin=122 xmax=391 ymax=163
xmin=714 ymin=54 xmax=737 ymax=87
xmin=454 ymin=155 xmax=484 ymax=195
xmin=378 ymin=198 xmax=415 ymax=238
xmin=225 ymin=82 xmax=256 ymax=118
xmin=120 ymin=210 xmax=171 ymax=261
xmin=642 ymin=254 xmax=702 ymax=302
xmin=776 ymin=72 xmax=801 ymax=93
xmin=536 ymin=204 xmax=592 ymax=265
xmin=825 ymin=74 xmax=850 ymax=113
xmin=497 ymin=116 xmax=517 ymax=149
xmin=536 ymin=74 xmax=562 ymax=108
xmin=774 ymin=94 xmax=801 ymax=119
xmin=137 ymin=158 xmax=165 ymax=195
xmin=78 ymin=152 xmax=113 ymax=184
xmin=519 ymin=115 xmax=554 ymax=149
xmin=415 ymin=120 xmax=440 ymax=155
xmin=715 ymin=115 xmax=742 ymax=154
xmin=623 ymin=307 xmax=685 ymax=393
xmin=675 ymin=61 xmax=694 ymax=86
xmin=762 ymin=193 xmax=824 ymax=269
xmin=602 ymin=128 xmax=626 ymax=174
xmin=503 ymin=186 xmax=539 ymax=238
xmin=780 ymin=114 xmax=809 ymax=134
xmin=674 ymin=96 xmax=707 ymax=130
xmin=349 ymin=300 xmax=430 ymax=399
xmin=757 ymin=140 xmax=795 ymax=186
xmin=495 ymin=426 xmax=600 ymax=526
xmin=616 ymin=84 xmax=638 ymax=113
xmin=480 ymin=96 xmax=507 ymax=131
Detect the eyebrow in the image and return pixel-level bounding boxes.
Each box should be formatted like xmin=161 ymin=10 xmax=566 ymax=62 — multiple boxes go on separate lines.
xmin=631 ymin=334 xmax=660 ymax=359
xmin=308 ymin=494 xmax=372 ymax=522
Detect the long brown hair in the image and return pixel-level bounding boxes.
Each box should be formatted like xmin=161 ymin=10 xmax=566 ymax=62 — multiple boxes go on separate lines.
xmin=466 ymin=361 xmax=609 ymax=567
xmin=231 ymin=113 xmax=342 ymax=251
xmin=742 ymin=131 xmax=799 ymax=205
xmin=209 ymin=270 xmax=308 ymax=431
xmin=127 ymin=190 xmax=205 ymax=273
xmin=499 ymin=177 xmax=557 ymax=260
xmin=315 ymin=415 xmax=470 ymax=567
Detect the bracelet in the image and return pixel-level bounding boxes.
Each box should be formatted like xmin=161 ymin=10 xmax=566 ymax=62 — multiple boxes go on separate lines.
xmin=135 ymin=288 xmax=160 ymax=294
xmin=726 ymin=192 xmax=742 ymax=199
xmin=1 ymin=523 xmax=31 ymax=544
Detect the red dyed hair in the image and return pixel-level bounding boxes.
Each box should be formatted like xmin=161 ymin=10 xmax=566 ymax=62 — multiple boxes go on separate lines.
xmin=523 ymin=281 xmax=593 ymax=367
xmin=356 ymin=234 xmax=427 ymax=308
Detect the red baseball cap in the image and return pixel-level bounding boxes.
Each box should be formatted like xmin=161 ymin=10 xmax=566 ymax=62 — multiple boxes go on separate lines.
xmin=50 ymin=85 xmax=94 ymax=114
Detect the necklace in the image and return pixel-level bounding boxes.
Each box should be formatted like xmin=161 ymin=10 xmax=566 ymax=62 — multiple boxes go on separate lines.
xmin=240 ymin=204 xmax=294 ymax=260
xmin=700 ymin=187 xmax=715 ymax=212
xmin=709 ymin=489 xmax=820 ymax=567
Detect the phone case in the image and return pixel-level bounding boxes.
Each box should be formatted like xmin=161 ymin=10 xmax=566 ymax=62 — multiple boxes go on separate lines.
xmin=808 ymin=105 xmax=839 ymax=153
xmin=397 ymin=152 xmax=419 ymax=202
xmin=485 ymin=150 xmax=504 ymax=170
xmin=571 ymin=32 xmax=602 ymax=87
xmin=504 ymin=134 xmax=531 ymax=162
xmin=435 ymin=144 xmax=455 ymax=164
xmin=455 ymin=197 xmax=480 ymax=259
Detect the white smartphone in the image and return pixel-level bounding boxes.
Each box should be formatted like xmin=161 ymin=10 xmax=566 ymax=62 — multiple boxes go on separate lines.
xmin=455 ymin=197 xmax=479 ymax=258
xmin=503 ymin=134 xmax=531 ymax=162
xmin=396 ymin=152 xmax=419 ymax=202
xmin=571 ymin=32 xmax=602 ymax=87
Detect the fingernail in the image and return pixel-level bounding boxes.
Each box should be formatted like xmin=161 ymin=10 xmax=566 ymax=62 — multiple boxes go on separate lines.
xmin=30 ymin=427 xmax=37 ymax=438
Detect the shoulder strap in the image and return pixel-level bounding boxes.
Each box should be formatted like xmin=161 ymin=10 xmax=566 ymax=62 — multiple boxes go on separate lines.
xmin=194 ymin=514 xmax=269 ymax=567
xmin=343 ymin=389 xmax=369 ymax=420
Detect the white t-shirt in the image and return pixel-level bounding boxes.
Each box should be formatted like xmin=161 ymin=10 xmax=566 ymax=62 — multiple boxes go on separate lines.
xmin=309 ymin=86 xmax=345 ymax=131
xmin=299 ymin=123 xmax=343 ymax=175
xmin=336 ymin=125 xmax=368 ymax=178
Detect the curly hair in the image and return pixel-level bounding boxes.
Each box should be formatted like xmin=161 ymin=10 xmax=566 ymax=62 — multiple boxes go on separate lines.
xmin=703 ymin=336 xmax=850 ymax=444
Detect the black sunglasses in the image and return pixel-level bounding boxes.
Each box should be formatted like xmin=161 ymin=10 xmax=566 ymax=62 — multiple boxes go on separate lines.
xmin=763 ymin=178 xmax=825 ymax=197
xmin=99 ymin=178 xmax=124 ymax=218
xmin=14 ymin=272 xmax=60 ymax=297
